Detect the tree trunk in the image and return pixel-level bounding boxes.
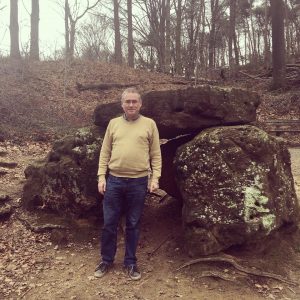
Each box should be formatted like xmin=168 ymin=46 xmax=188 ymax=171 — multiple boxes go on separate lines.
xmin=209 ymin=0 xmax=218 ymax=68
xmin=270 ymin=0 xmax=286 ymax=89
xmin=127 ymin=0 xmax=134 ymax=67
xmin=175 ymin=0 xmax=182 ymax=74
xmin=10 ymin=0 xmax=20 ymax=59
xmin=264 ymin=0 xmax=271 ymax=68
xmin=229 ymin=0 xmax=236 ymax=72
xmin=285 ymin=0 xmax=290 ymax=59
xmin=158 ymin=0 xmax=166 ymax=72
xmin=65 ymin=0 xmax=70 ymax=59
xmin=232 ymin=0 xmax=239 ymax=66
xmin=30 ymin=0 xmax=39 ymax=60
xmin=69 ymin=21 xmax=75 ymax=58
xmin=113 ymin=0 xmax=122 ymax=64
xmin=165 ymin=0 xmax=171 ymax=73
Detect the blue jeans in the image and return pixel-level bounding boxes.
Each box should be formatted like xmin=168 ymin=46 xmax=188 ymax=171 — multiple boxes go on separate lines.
xmin=101 ymin=174 xmax=148 ymax=266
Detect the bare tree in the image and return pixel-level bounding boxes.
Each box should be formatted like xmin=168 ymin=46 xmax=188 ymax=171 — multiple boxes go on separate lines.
xmin=10 ymin=0 xmax=20 ymax=59
xmin=229 ymin=0 xmax=238 ymax=72
xmin=64 ymin=0 xmax=100 ymax=60
xmin=263 ymin=0 xmax=271 ymax=68
xmin=127 ymin=0 xmax=134 ymax=67
xmin=270 ymin=0 xmax=286 ymax=89
xmin=78 ymin=14 xmax=112 ymax=61
xmin=113 ymin=0 xmax=122 ymax=64
xmin=30 ymin=0 xmax=39 ymax=60
xmin=174 ymin=0 xmax=183 ymax=74
xmin=165 ymin=0 xmax=170 ymax=73
xmin=208 ymin=0 xmax=220 ymax=68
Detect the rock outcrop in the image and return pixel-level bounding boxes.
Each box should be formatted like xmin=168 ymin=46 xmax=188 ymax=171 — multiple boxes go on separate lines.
xmin=22 ymin=127 xmax=103 ymax=218
xmin=94 ymin=85 xmax=260 ymax=138
xmin=174 ymin=125 xmax=299 ymax=256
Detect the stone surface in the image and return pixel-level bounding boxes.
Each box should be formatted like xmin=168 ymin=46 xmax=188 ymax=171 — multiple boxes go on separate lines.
xmin=174 ymin=125 xmax=299 ymax=256
xmin=93 ymin=85 xmax=260 ymax=138
xmin=22 ymin=126 xmax=104 ymax=218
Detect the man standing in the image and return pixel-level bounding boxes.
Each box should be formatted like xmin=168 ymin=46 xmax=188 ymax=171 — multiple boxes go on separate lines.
xmin=95 ymin=88 xmax=162 ymax=280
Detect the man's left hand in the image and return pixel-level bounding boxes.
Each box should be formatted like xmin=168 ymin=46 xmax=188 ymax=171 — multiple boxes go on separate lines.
xmin=149 ymin=180 xmax=159 ymax=193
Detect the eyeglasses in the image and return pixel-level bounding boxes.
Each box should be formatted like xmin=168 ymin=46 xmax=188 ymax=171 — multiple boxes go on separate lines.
xmin=123 ymin=100 xmax=140 ymax=105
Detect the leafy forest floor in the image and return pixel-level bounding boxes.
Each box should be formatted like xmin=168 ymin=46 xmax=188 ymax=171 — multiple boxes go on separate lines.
xmin=1 ymin=59 xmax=300 ymax=299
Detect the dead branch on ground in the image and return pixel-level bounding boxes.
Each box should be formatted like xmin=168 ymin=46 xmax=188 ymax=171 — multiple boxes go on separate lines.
xmin=76 ymin=82 xmax=138 ymax=92
xmin=16 ymin=214 xmax=67 ymax=233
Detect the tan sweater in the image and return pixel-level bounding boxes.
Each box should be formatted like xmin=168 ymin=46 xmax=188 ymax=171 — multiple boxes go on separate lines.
xmin=97 ymin=115 xmax=161 ymax=181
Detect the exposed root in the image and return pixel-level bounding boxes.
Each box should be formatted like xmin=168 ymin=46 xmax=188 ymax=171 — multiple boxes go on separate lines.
xmin=177 ymin=254 xmax=297 ymax=286
xmin=198 ymin=270 xmax=237 ymax=282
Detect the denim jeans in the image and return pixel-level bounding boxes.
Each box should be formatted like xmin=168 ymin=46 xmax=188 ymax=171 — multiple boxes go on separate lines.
xmin=101 ymin=174 xmax=148 ymax=266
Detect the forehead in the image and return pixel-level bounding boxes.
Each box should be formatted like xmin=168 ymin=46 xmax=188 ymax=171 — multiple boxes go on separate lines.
xmin=123 ymin=92 xmax=140 ymax=101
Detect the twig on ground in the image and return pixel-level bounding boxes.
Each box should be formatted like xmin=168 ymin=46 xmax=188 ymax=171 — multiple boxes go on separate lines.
xmin=176 ymin=254 xmax=297 ymax=286
xmin=20 ymin=287 xmax=32 ymax=299
xmin=147 ymin=234 xmax=173 ymax=258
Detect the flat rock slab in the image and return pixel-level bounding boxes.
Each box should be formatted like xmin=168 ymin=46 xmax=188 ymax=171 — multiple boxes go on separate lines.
xmin=94 ymin=85 xmax=260 ymax=138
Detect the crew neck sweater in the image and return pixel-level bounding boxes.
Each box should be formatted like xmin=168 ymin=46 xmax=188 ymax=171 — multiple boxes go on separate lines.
xmin=97 ymin=115 xmax=161 ymax=181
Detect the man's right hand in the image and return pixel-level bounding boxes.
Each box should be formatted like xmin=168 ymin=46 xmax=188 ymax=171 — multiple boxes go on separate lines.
xmin=98 ymin=180 xmax=106 ymax=195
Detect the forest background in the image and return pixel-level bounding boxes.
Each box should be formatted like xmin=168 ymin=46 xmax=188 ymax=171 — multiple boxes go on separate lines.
xmin=1 ymin=0 xmax=300 ymax=89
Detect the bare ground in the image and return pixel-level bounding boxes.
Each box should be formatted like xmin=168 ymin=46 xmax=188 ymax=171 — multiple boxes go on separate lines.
xmin=0 ymin=142 xmax=300 ymax=300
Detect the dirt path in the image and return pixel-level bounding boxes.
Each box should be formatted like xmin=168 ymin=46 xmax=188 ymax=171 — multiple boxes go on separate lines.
xmin=1 ymin=143 xmax=300 ymax=300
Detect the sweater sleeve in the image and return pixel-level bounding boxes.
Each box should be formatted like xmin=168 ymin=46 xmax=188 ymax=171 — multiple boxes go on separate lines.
xmin=149 ymin=121 xmax=162 ymax=181
xmin=97 ymin=121 xmax=112 ymax=181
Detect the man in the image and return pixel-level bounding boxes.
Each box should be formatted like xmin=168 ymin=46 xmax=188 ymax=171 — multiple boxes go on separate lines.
xmin=95 ymin=87 xmax=162 ymax=280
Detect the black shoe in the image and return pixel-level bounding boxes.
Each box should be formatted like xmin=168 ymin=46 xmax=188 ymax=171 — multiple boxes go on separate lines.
xmin=94 ymin=262 xmax=110 ymax=278
xmin=125 ymin=265 xmax=141 ymax=281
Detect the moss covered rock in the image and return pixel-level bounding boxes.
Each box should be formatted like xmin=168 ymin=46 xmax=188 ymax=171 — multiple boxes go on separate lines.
xmin=174 ymin=125 xmax=299 ymax=256
xmin=22 ymin=126 xmax=104 ymax=219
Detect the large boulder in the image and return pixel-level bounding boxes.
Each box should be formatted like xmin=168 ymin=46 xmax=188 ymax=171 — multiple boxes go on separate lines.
xmin=94 ymin=85 xmax=260 ymax=138
xmin=22 ymin=126 xmax=104 ymax=218
xmin=174 ymin=125 xmax=299 ymax=256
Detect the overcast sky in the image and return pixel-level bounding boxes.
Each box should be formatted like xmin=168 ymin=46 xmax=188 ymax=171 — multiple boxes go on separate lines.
xmin=0 ymin=0 xmax=67 ymax=58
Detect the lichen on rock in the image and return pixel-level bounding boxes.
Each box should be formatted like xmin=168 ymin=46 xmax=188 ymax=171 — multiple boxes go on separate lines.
xmin=174 ymin=125 xmax=299 ymax=256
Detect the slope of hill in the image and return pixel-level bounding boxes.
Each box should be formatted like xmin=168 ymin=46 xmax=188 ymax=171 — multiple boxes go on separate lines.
xmin=0 ymin=59 xmax=182 ymax=142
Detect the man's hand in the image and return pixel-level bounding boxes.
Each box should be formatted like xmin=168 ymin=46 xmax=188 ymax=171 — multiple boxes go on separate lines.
xmin=149 ymin=180 xmax=159 ymax=193
xmin=98 ymin=180 xmax=106 ymax=195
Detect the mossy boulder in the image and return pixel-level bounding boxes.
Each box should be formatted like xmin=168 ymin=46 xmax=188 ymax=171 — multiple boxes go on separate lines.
xmin=174 ymin=125 xmax=299 ymax=256
xmin=22 ymin=126 xmax=104 ymax=218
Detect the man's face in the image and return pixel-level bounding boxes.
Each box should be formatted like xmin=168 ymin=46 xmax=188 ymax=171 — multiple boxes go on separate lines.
xmin=121 ymin=92 xmax=142 ymax=119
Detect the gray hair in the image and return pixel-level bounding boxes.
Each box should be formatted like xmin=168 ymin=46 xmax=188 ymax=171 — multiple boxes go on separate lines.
xmin=121 ymin=87 xmax=141 ymax=103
